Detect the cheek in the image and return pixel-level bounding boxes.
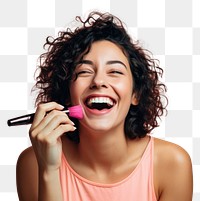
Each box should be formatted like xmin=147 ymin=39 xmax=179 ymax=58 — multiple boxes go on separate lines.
xmin=69 ymin=80 xmax=89 ymax=104
xmin=113 ymin=78 xmax=133 ymax=95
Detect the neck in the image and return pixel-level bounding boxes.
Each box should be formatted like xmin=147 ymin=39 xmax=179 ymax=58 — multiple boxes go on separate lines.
xmin=77 ymin=126 xmax=129 ymax=171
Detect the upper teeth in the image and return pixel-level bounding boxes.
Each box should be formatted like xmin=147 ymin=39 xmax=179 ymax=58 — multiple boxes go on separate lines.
xmin=87 ymin=97 xmax=114 ymax=106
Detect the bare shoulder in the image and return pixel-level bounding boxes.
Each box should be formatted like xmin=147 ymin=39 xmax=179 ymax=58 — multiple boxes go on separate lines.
xmin=153 ymin=137 xmax=193 ymax=201
xmin=17 ymin=146 xmax=36 ymax=163
xmin=17 ymin=146 xmax=38 ymax=174
xmin=16 ymin=146 xmax=38 ymax=201
xmin=154 ymin=137 xmax=192 ymax=166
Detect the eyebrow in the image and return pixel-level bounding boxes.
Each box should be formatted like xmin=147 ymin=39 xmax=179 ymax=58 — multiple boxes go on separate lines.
xmin=79 ymin=60 xmax=127 ymax=68
xmin=106 ymin=60 xmax=127 ymax=68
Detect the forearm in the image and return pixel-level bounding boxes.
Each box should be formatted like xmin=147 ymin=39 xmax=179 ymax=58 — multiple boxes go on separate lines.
xmin=38 ymin=168 xmax=63 ymax=201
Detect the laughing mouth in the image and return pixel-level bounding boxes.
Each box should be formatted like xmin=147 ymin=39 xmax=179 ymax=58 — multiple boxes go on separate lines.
xmin=85 ymin=97 xmax=115 ymax=110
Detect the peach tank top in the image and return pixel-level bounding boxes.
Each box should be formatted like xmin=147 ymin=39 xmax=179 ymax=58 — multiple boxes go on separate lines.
xmin=59 ymin=136 xmax=157 ymax=201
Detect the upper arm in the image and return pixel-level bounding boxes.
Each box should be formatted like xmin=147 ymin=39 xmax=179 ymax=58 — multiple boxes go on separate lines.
xmin=16 ymin=147 xmax=38 ymax=201
xmin=154 ymin=139 xmax=193 ymax=201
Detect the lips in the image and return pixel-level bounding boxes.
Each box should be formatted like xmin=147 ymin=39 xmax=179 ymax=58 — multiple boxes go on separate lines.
xmin=84 ymin=95 xmax=116 ymax=110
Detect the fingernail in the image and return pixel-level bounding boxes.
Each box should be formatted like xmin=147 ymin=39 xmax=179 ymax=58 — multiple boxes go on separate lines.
xmin=59 ymin=104 xmax=64 ymax=109
xmin=71 ymin=121 xmax=75 ymax=126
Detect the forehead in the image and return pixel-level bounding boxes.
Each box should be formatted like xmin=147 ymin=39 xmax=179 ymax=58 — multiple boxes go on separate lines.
xmin=82 ymin=40 xmax=130 ymax=66
xmin=86 ymin=40 xmax=127 ymax=56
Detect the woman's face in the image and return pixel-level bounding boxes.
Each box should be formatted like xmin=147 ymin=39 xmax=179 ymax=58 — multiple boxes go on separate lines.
xmin=69 ymin=40 xmax=137 ymax=133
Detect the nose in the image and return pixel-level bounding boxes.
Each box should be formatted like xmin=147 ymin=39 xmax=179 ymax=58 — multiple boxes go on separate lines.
xmin=89 ymin=71 xmax=108 ymax=89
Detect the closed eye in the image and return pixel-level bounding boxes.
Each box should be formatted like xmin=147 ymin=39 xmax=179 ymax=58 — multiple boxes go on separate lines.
xmin=76 ymin=70 xmax=93 ymax=77
xmin=110 ymin=70 xmax=123 ymax=75
xmin=77 ymin=71 xmax=89 ymax=75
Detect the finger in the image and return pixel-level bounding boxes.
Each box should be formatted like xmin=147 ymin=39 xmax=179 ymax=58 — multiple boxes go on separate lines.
xmin=33 ymin=123 xmax=76 ymax=146
xmin=31 ymin=102 xmax=64 ymax=130
xmin=45 ymin=124 xmax=76 ymax=144
xmin=30 ymin=113 xmax=74 ymax=140
xmin=30 ymin=109 xmax=74 ymax=138
xmin=43 ymin=114 xmax=74 ymax=135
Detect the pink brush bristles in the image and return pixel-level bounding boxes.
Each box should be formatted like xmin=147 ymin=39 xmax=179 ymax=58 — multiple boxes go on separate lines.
xmin=67 ymin=105 xmax=83 ymax=119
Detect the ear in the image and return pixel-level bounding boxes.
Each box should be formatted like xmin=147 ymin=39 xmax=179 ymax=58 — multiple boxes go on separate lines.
xmin=131 ymin=93 xmax=139 ymax=106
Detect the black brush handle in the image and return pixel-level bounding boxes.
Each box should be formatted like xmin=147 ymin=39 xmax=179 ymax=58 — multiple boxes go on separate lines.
xmin=7 ymin=113 xmax=35 ymax=126
xmin=7 ymin=109 xmax=70 ymax=127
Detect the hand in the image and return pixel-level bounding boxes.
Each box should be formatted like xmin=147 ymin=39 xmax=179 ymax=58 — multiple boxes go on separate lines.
xmin=29 ymin=102 xmax=76 ymax=172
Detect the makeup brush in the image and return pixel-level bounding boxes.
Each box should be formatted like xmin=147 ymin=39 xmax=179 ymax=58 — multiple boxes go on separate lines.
xmin=7 ymin=105 xmax=83 ymax=126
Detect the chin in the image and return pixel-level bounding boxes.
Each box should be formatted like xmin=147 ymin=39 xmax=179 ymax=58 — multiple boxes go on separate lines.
xmin=80 ymin=118 xmax=124 ymax=134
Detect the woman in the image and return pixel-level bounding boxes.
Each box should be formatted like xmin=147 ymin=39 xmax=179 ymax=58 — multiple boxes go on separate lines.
xmin=16 ymin=12 xmax=193 ymax=201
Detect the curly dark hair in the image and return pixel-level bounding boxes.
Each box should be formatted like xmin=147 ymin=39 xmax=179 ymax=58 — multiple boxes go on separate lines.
xmin=33 ymin=11 xmax=168 ymax=141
